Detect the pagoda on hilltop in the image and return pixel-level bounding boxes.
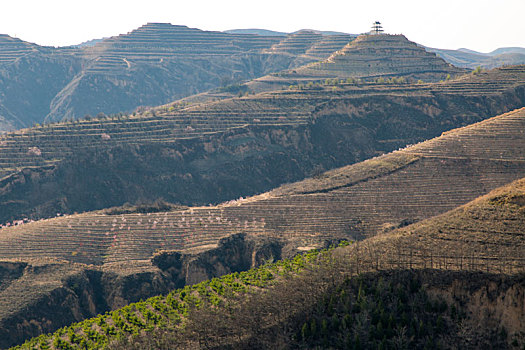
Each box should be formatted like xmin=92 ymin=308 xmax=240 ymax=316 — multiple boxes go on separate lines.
xmin=370 ymin=21 xmax=384 ymax=35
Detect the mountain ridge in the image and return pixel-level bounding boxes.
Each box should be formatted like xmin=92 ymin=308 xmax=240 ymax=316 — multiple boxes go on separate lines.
xmin=0 ymin=23 xmax=353 ymax=132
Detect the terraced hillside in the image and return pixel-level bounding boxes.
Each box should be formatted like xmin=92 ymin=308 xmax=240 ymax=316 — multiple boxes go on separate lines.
xmin=1 ymin=107 xmax=525 ymax=346
xmin=0 ymin=23 xmax=352 ymax=132
xmin=2 ymin=107 xmax=525 ymax=264
xmin=43 ymin=22 xmax=317 ymax=123
xmin=355 ymin=176 xmax=525 ymax=274
xmin=0 ymin=35 xmax=40 ymax=64
xmin=14 ymin=173 xmax=525 ymax=350
xmin=296 ymin=34 xmax=465 ymax=79
xmin=183 ymin=33 xmax=470 ymax=105
xmin=236 ymin=33 xmax=467 ymax=95
xmin=261 ymin=30 xmax=353 ymax=64
xmin=2 ymin=65 xmax=525 ymax=222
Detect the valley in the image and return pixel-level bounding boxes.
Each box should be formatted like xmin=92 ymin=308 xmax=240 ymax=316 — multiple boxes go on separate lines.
xmin=0 ymin=22 xmax=524 ymax=349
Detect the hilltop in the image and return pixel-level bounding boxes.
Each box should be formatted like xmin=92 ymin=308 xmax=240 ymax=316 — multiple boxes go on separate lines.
xmin=2 ymin=107 xmax=525 ymax=346
xmin=186 ymin=33 xmax=469 ymax=105
xmin=1 ymin=65 xmax=525 ymax=223
xmin=0 ymin=23 xmax=353 ymax=132
xmin=237 ymin=33 xmax=467 ymax=96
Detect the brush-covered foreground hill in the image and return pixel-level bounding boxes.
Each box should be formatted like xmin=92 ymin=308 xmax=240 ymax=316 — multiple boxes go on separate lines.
xmin=0 ymin=23 xmax=353 ymax=132
xmin=2 ymin=66 xmax=525 ymax=223
xmin=2 ymin=107 xmax=525 ymax=347
xmin=16 ymin=171 xmax=525 ymax=350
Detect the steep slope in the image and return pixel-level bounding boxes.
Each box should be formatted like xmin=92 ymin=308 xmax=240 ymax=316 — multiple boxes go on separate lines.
xmin=1 ymin=107 xmax=525 ymax=346
xmin=1 ymin=65 xmax=525 ymax=222
xmin=164 ymin=270 xmax=525 ymax=350
xmin=0 ymin=37 xmax=81 ymax=131
xmin=347 ymin=176 xmax=525 ymax=274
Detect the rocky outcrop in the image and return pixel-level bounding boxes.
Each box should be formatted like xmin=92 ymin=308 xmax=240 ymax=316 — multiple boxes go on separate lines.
xmin=152 ymin=233 xmax=286 ymax=285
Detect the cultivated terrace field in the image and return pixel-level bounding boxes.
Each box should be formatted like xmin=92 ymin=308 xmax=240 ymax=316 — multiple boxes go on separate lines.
xmin=1 ymin=107 xmax=525 ymax=347
xmin=1 ymin=64 xmax=525 ymax=223
xmin=0 ymin=23 xmax=354 ymax=132
xmin=14 ymin=169 xmax=525 ymax=350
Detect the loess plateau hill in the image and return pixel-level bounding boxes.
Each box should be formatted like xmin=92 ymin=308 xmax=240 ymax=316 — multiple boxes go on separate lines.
xmin=1 ymin=107 xmax=525 ymax=347
xmin=2 ymin=63 xmax=525 ymax=223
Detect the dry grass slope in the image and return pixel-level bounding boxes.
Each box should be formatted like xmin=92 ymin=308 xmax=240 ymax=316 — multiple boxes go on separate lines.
xmin=361 ymin=176 xmax=525 ymax=274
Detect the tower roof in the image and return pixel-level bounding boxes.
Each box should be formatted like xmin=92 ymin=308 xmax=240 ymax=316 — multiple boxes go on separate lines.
xmin=371 ymin=21 xmax=384 ymax=35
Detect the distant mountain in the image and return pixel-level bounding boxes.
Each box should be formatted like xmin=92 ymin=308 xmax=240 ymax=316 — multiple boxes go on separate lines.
xmin=489 ymin=47 xmax=525 ymax=56
xmin=70 ymin=37 xmax=106 ymax=47
xmin=428 ymin=46 xmax=525 ymax=68
xmin=291 ymin=29 xmax=353 ymax=36
xmin=225 ymin=28 xmax=354 ymax=36
xmin=224 ymin=28 xmax=287 ymax=36
xmin=457 ymin=47 xmax=485 ymax=55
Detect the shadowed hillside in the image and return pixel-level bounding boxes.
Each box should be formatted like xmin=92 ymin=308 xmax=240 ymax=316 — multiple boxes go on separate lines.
xmin=1 ymin=107 xmax=525 ymax=346
xmin=0 ymin=36 xmax=80 ymax=131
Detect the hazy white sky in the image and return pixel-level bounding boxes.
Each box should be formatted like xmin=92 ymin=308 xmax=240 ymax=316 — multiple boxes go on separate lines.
xmin=0 ymin=0 xmax=523 ymax=52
